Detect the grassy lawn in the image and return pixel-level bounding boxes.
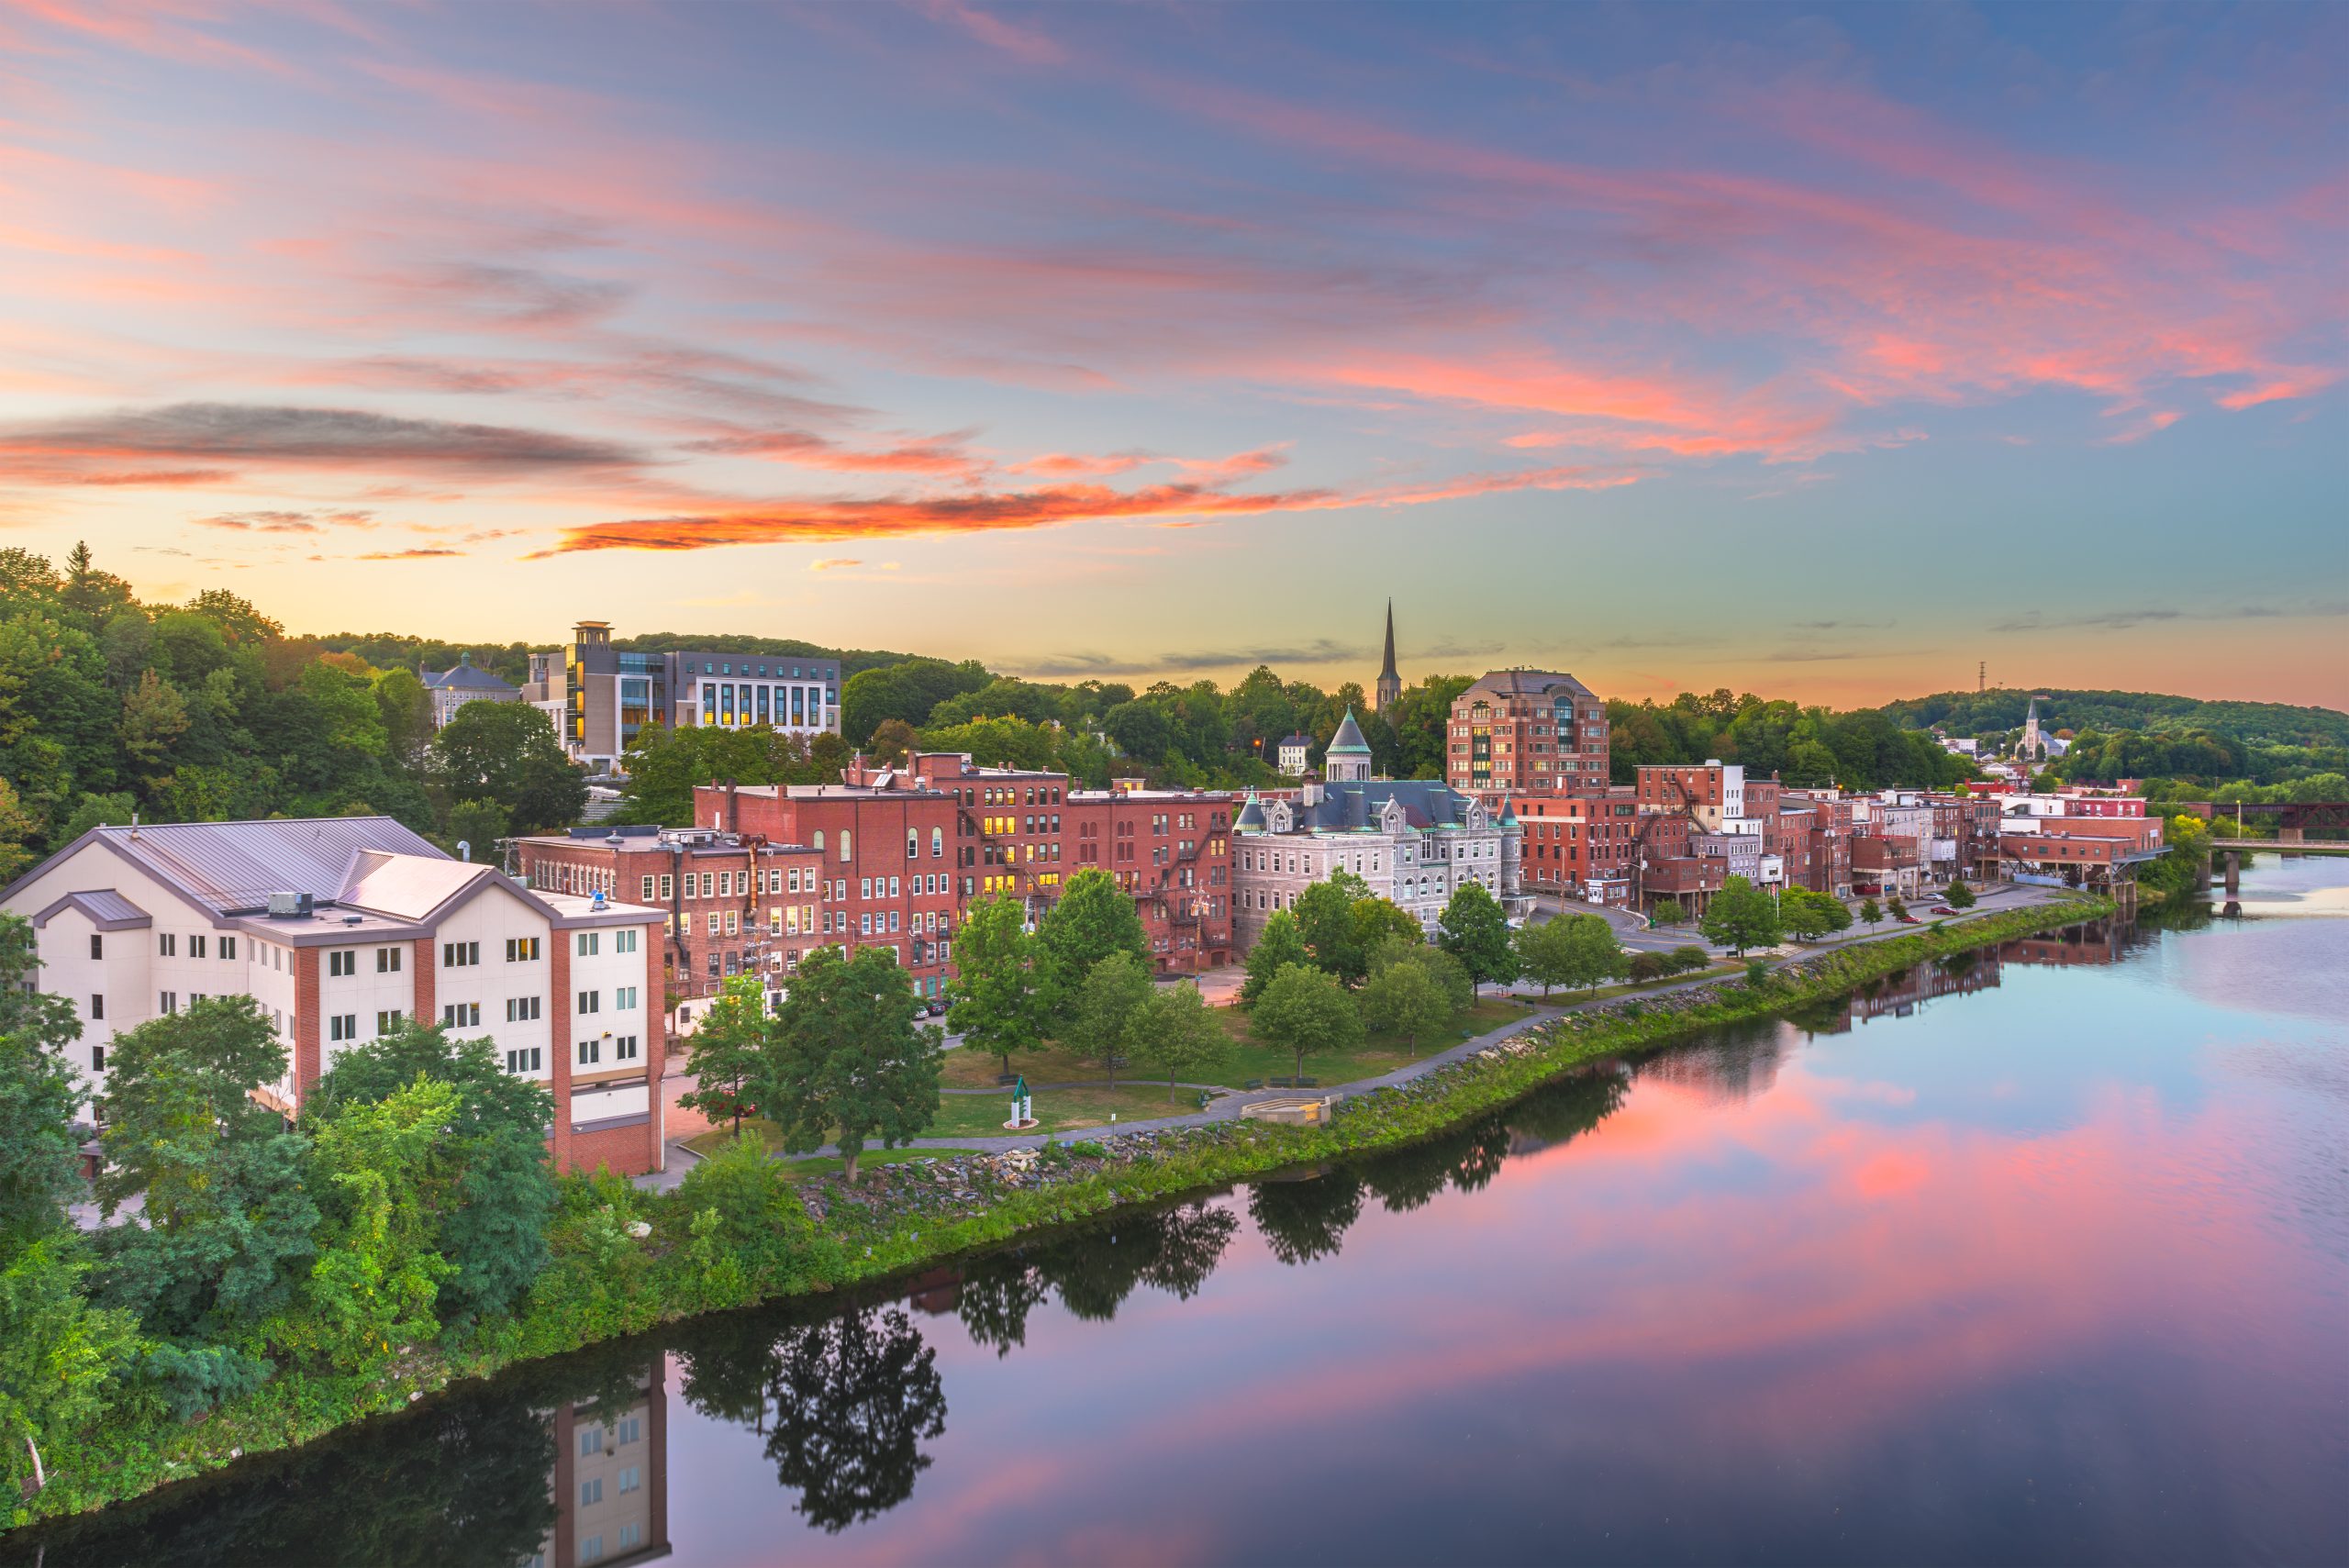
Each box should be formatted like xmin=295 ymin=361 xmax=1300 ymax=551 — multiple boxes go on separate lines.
xmin=926 ymin=1081 xmax=1205 ymax=1137
xmin=940 ymin=1041 xmax=1105 ymax=1090
xmin=1211 ymin=995 xmax=1533 ymax=1088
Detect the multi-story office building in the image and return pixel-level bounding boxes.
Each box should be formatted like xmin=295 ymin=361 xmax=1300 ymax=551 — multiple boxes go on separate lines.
xmin=1448 ymin=671 xmax=1609 ymax=805
xmin=1233 ymin=712 xmax=1523 ymax=943
xmin=559 ymin=620 xmax=841 ymax=766
xmin=420 ymin=652 xmax=521 ymax=729
xmin=1 ymin=817 xmax=670 ymax=1176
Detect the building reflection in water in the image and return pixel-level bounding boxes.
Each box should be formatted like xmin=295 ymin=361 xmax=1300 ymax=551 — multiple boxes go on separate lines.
xmin=532 ymin=1362 xmax=670 ymax=1568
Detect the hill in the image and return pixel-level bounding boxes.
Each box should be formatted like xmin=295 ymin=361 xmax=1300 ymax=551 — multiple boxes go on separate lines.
xmin=1877 ymin=688 xmax=2349 ymax=752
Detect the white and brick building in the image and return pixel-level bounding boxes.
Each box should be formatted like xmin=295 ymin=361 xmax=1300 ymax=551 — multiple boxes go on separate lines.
xmin=2 ymin=817 xmax=670 ymax=1176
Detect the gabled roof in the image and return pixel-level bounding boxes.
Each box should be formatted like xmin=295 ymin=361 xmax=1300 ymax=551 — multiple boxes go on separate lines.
xmin=1277 ymin=732 xmax=1313 ymax=749
xmin=1241 ymin=779 xmax=1494 ymax=837
xmin=63 ymin=817 xmax=449 ymax=916
xmin=1327 ymin=709 xmax=1371 ymax=754
xmin=339 ymin=851 xmax=498 ymax=922
xmin=421 ymin=658 xmax=518 ymax=695
xmin=32 ymin=889 xmax=151 ymax=930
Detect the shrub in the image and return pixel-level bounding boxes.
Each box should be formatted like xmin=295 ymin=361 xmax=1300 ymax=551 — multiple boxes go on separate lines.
xmin=1670 ymin=945 xmax=1711 ymax=974
xmin=1626 ymin=951 xmax=1668 ymax=982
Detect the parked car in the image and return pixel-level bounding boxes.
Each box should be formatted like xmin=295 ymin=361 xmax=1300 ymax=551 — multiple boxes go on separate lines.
xmin=1930 ymin=905 xmax=1958 ymax=915
xmin=1897 ymin=913 xmax=1922 ymax=925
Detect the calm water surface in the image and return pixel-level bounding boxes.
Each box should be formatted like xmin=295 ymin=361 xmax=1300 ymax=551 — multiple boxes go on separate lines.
xmin=16 ymin=862 xmax=2348 ymax=1567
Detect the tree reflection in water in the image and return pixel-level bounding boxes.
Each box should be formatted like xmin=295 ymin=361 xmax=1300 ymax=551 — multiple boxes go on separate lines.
xmin=957 ymin=1199 xmax=1238 ymax=1352
xmin=678 ymin=1305 xmax=948 ymax=1534
xmin=1248 ymin=1171 xmax=1364 ymax=1265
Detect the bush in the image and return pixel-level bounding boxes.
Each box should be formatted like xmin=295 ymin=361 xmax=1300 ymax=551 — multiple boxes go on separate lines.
xmin=1745 ymin=958 xmax=1770 ymax=988
xmin=1669 ymin=945 xmax=1711 ymax=974
xmin=1626 ymin=951 xmax=1668 ymax=982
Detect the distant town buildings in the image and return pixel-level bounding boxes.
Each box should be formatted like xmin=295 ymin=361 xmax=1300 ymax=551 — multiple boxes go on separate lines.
xmin=420 ymin=651 xmax=521 ymax=729
xmin=1448 ymin=669 xmax=1611 ymax=805
xmin=1275 ymin=731 xmax=1314 ymax=777
xmin=534 ymin=620 xmax=841 ymax=768
xmin=1231 ymin=709 xmax=1526 ymax=944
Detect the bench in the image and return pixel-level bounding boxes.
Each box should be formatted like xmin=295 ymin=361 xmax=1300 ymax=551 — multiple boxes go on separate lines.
xmin=1243 ymin=1079 xmax=1264 ymax=1091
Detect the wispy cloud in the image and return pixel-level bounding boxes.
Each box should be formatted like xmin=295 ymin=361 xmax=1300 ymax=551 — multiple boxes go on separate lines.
xmin=1014 ymin=639 xmax=1365 ymax=678
xmin=1992 ymin=602 xmax=2347 ymax=634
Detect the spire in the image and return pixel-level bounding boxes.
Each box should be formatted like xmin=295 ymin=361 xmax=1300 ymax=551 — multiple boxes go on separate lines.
xmin=1375 ymin=600 xmax=1402 ymax=715
xmin=1380 ymin=599 xmax=1398 ymax=682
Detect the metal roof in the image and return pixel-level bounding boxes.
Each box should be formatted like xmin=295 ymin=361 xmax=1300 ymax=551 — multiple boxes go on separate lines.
xmin=31 ymin=889 xmax=152 ymax=930
xmin=86 ymin=817 xmax=449 ymax=915
xmin=1326 ymin=709 xmax=1372 ymax=754
xmin=1461 ymin=670 xmax=1596 ymax=702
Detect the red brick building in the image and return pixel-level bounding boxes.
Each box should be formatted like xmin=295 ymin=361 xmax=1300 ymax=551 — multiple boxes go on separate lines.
xmin=1450 ymin=671 xmax=1610 ymax=805
xmin=1507 ymin=787 xmax=1640 ymax=906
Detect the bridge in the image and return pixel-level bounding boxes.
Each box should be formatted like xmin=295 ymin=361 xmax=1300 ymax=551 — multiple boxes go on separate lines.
xmin=2179 ymin=800 xmax=2349 ymax=843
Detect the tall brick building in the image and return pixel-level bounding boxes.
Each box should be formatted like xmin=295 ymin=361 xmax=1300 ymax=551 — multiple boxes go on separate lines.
xmin=1449 ymin=671 xmax=1609 ymax=806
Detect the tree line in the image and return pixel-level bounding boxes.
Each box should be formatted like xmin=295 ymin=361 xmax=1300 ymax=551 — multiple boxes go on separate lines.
xmin=0 ymin=543 xmax=584 ymax=879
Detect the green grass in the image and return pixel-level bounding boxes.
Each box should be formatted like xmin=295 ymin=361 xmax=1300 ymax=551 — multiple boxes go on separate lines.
xmin=1214 ymin=995 xmax=1533 ymax=1086
xmin=924 ymin=1081 xmax=1206 ymax=1136
xmin=941 ymin=1041 xmax=1102 ymax=1090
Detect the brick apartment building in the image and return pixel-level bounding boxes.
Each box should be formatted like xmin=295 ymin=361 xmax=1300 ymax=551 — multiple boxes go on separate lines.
xmin=1509 ymin=789 xmax=1642 ymax=906
xmin=1450 ymin=671 xmax=1610 ymax=805
xmin=3 ymin=817 xmax=670 ymax=1177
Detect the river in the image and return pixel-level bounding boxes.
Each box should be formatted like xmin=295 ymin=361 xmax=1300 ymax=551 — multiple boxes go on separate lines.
xmin=14 ymin=860 xmax=2347 ymax=1568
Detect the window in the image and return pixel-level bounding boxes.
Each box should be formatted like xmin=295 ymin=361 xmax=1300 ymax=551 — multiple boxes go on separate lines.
xmin=580 ymin=1538 xmax=605 ymax=1566
xmin=615 ymin=929 xmax=638 ymax=954
xmin=578 ymin=990 xmax=600 ymax=1015
xmin=889 ymin=876 xmax=900 ymax=897
xmin=91 ymin=1044 xmax=105 ymax=1072
xmin=700 ymin=873 xmax=714 ymax=898
xmin=640 ymin=874 xmax=656 ymax=901
xmin=618 ymin=1415 xmax=642 ymax=1445
xmin=159 ymin=991 xmax=178 ymax=1013
xmin=861 ymin=877 xmax=873 ymax=899
xmin=443 ymin=941 xmax=480 ymax=968
xmin=576 ymin=932 xmax=600 ymax=957
xmin=932 ymin=827 xmax=944 ymax=858
xmin=190 ymin=934 xmax=207 ymax=959
xmin=615 ymin=985 xmax=637 ymax=1009
xmin=441 ymin=1002 xmax=481 ymax=1028
xmin=580 ymin=1477 xmax=603 ymax=1506
xmin=89 ymin=994 xmax=103 ymax=1020
xmin=840 ymin=829 xmax=852 ymax=862
xmin=577 ymin=1039 xmax=600 ymax=1065
xmin=658 ymin=873 xmax=674 ymax=900
xmin=580 ymin=1428 xmax=604 ymax=1457
xmin=618 ymin=1464 xmax=641 ymax=1495
xmin=615 ymin=1034 xmax=640 ymax=1061
xmin=679 ymin=913 xmax=693 ymax=936
xmin=328 ymin=949 xmax=355 ymax=977
xmin=374 ymin=1009 xmax=402 ymax=1034
xmin=159 ymin=934 xmax=176 ymax=957
xmin=505 ymin=1046 xmax=542 ymax=1074
xmin=506 ymin=996 xmax=541 ymax=1022
xmin=220 ymin=936 xmax=237 ymax=960
xmin=376 ymin=946 xmax=402 ymax=973
xmin=723 ymin=910 xmax=739 ymax=937
xmin=907 ymin=828 xmax=919 ymax=858
xmin=328 ymin=1013 xmax=356 ymax=1041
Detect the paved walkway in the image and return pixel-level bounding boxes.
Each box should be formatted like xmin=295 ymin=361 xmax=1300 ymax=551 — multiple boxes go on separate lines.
xmin=635 ymin=884 xmax=2076 ymax=1191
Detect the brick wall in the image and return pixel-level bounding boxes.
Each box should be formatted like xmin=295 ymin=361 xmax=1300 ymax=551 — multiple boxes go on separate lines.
xmin=410 ymin=936 xmax=436 ymax=1029
xmin=293 ymin=947 xmax=320 ymax=1108
xmin=550 ymin=933 xmax=573 ymax=1172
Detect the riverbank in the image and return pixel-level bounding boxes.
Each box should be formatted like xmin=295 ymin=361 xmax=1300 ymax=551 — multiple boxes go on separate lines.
xmin=8 ymin=895 xmax=2112 ymax=1535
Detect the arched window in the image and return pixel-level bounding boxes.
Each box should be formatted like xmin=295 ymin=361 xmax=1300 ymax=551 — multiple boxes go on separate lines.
xmin=840 ymin=830 xmax=852 ymax=862
xmin=931 ymin=828 xmax=944 ymax=858
xmin=812 ymin=830 xmax=825 ymax=851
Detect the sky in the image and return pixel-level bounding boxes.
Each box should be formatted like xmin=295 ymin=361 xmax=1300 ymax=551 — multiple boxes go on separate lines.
xmin=1 ymin=2 xmax=2343 ymax=709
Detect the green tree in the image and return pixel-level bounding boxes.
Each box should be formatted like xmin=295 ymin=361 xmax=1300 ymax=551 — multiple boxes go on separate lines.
xmin=1241 ymin=909 xmax=1309 ymax=1003
xmin=1669 ymin=944 xmax=1711 ymax=974
xmin=1887 ymin=894 xmax=1909 ymax=922
xmin=1035 ymin=867 xmax=1150 ymax=1018
xmin=760 ymin=946 xmax=942 ymax=1184
xmin=1127 ymin=981 xmax=1233 ymax=1099
xmin=1070 ymin=951 xmax=1152 ymax=1090
xmin=678 ymin=975 xmax=769 ymax=1138
xmin=1292 ymin=868 xmax=1372 ymax=984
xmin=1699 ymin=876 xmax=1782 ymax=955
xmin=0 ymin=1237 xmax=142 ymax=1505
xmin=1944 ymin=879 xmax=1976 ymax=909
xmin=1780 ymin=886 xmax=1835 ymax=940
xmin=1650 ymin=897 xmax=1687 ymax=929
xmin=1366 ymin=933 xmax=1472 ymax=1012
xmin=96 ymin=996 xmax=295 ymax=1223
xmin=867 ymin=717 xmax=918 ymax=767
xmin=0 ymin=916 xmax=84 ymax=1251
xmin=281 ymin=1078 xmax=462 ymax=1370
xmin=303 ymin=1020 xmax=558 ymax=1325
xmin=1250 ymin=962 xmax=1364 ymax=1083
xmin=946 ymin=893 xmax=1050 ymax=1077
xmin=1350 ymin=895 xmax=1421 ymax=964
xmin=1518 ymin=913 xmax=1621 ymax=998
xmin=1510 ymin=917 xmax=1572 ymax=997
xmin=441 ymin=798 xmax=508 ymax=861
xmin=430 ymin=700 xmax=584 ymax=834
xmin=1437 ymin=881 xmax=1516 ymax=994
xmin=373 ymin=666 xmax=435 ymax=770
xmin=1858 ymin=896 xmax=1883 ymax=929
xmin=1360 ymin=958 xmax=1447 ymax=1050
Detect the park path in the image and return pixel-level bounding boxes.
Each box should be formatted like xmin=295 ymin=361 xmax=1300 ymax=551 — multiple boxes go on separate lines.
xmin=634 ymin=884 xmax=2071 ymax=1192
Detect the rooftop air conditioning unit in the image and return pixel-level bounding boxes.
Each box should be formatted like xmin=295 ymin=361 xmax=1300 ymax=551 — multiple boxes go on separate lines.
xmin=266 ymin=892 xmax=314 ymax=917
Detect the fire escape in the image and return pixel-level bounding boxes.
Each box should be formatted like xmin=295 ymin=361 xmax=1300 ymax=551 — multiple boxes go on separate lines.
xmin=1629 ymin=774 xmax=1705 ymax=907
xmin=1146 ymin=835 xmax=1212 ymax=967
xmin=958 ymin=801 xmax=1049 ymax=923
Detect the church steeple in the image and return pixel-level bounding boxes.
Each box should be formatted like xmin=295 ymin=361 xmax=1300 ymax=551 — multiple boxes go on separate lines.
xmin=1375 ymin=599 xmax=1401 ymax=714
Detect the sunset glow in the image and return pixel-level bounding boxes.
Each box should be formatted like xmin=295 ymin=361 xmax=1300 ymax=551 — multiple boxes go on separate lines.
xmin=1 ymin=3 xmax=2340 ymax=702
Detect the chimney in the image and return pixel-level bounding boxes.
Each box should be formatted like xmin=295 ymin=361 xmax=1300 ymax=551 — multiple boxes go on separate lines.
xmin=1300 ymin=776 xmax=1324 ymax=807
xmin=725 ymin=778 xmax=740 ymax=833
